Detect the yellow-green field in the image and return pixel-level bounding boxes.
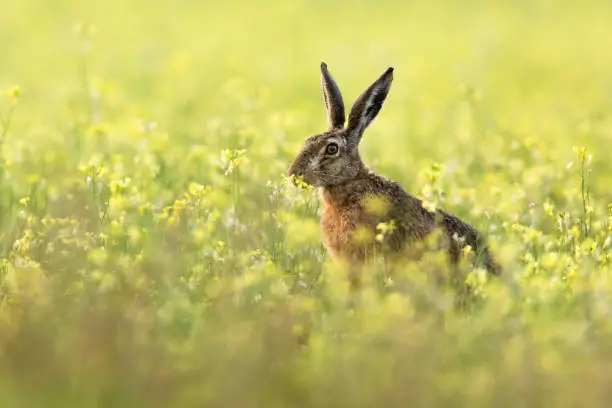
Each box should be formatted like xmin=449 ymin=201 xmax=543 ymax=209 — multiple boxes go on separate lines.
xmin=2 ymin=0 xmax=612 ymax=406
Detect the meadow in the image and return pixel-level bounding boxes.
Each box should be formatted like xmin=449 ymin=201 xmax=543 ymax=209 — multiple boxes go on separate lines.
xmin=2 ymin=0 xmax=612 ymax=406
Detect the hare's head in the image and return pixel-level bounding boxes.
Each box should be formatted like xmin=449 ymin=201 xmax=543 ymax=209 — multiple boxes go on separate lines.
xmin=288 ymin=62 xmax=394 ymax=188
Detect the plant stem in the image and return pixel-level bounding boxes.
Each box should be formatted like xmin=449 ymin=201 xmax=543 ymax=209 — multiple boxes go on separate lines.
xmin=580 ymin=151 xmax=591 ymax=238
xmin=0 ymin=104 xmax=16 ymax=141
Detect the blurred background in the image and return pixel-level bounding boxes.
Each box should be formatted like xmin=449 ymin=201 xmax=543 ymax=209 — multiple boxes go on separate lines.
xmin=3 ymin=0 xmax=612 ymax=199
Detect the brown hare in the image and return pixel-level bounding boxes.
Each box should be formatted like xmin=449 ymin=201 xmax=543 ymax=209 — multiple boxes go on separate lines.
xmin=288 ymin=62 xmax=500 ymax=276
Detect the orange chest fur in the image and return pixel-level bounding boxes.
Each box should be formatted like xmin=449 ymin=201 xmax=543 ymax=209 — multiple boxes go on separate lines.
xmin=320 ymin=199 xmax=352 ymax=258
xmin=320 ymin=190 xmax=384 ymax=259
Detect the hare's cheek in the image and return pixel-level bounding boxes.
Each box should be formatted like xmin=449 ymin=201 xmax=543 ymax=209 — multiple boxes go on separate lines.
xmin=328 ymin=158 xmax=347 ymax=174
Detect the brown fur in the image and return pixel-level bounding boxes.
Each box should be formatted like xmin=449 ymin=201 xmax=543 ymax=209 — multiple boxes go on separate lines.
xmin=288 ymin=63 xmax=500 ymax=276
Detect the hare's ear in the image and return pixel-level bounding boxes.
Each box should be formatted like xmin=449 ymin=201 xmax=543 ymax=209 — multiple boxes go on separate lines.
xmin=346 ymin=67 xmax=393 ymax=142
xmin=320 ymin=62 xmax=346 ymax=130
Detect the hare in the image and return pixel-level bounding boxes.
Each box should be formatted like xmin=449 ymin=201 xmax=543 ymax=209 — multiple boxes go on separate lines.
xmin=287 ymin=62 xmax=500 ymax=276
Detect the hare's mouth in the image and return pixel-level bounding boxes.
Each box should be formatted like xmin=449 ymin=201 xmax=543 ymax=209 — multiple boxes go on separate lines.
xmin=286 ymin=172 xmax=316 ymax=189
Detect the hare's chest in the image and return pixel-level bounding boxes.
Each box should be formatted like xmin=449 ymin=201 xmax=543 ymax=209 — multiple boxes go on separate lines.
xmin=320 ymin=202 xmax=352 ymax=258
xmin=320 ymin=200 xmax=377 ymax=260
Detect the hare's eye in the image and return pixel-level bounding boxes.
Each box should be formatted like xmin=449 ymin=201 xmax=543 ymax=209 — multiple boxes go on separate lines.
xmin=325 ymin=143 xmax=339 ymax=155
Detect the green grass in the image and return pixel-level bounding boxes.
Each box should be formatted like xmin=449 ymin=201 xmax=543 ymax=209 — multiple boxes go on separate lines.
xmin=2 ymin=0 xmax=612 ymax=406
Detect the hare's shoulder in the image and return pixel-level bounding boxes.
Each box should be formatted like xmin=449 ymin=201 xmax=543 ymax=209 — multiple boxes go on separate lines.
xmin=367 ymin=174 xmax=437 ymax=238
xmin=351 ymin=174 xmax=436 ymax=237
xmin=365 ymin=174 xmax=426 ymax=211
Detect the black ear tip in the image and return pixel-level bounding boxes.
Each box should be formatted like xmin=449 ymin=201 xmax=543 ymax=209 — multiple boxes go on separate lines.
xmin=383 ymin=67 xmax=394 ymax=82
xmin=321 ymin=62 xmax=328 ymax=71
